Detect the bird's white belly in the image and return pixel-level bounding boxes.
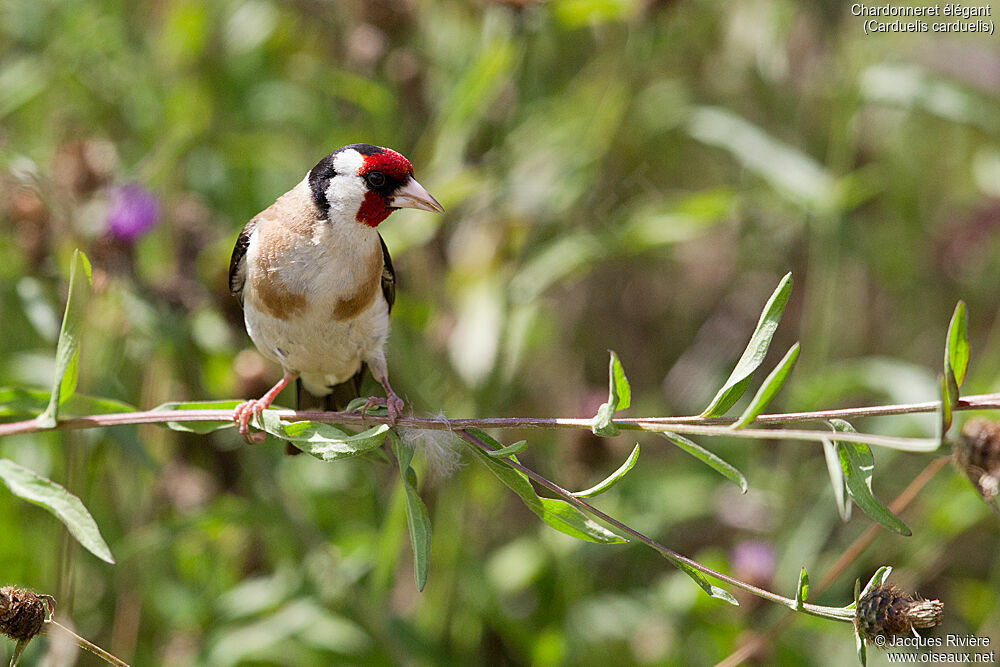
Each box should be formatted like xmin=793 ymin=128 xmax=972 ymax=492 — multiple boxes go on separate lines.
xmin=244 ymin=296 xmax=389 ymax=392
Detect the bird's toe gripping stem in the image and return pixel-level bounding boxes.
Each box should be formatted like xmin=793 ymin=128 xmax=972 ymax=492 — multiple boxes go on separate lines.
xmin=233 ymin=400 xmax=268 ymax=444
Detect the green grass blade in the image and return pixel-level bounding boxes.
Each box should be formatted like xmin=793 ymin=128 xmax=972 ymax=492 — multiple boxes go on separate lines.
xmin=661 ymin=432 xmax=748 ymax=493
xmin=0 ymin=458 xmax=114 ymax=563
xmin=731 ymin=342 xmax=800 ymax=428
xmin=37 ymin=250 xmax=92 ymax=428
xmin=572 ymin=443 xmax=639 ymax=497
xmin=700 ymin=273 xmax=793 ymax=417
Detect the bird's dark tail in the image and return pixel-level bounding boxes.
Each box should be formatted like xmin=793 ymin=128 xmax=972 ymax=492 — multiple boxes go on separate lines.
xmin=286 ymin=369 xmax=365 ymax=455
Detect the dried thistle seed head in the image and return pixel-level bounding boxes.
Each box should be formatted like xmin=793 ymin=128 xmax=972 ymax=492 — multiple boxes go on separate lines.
xmin=954 ymin=418 xmax=1000 ymax=501
xmin=854 ymin=583 xmax=944 ymax=643
xmin=0 ymin=586 xmax=49 ymax=642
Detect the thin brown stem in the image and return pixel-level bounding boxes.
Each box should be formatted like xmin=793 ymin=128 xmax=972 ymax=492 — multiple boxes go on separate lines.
xmin=42 ymin=619 xmax=130 ymax=667
xmin=6 ymin=391 xmax=996 ymax=448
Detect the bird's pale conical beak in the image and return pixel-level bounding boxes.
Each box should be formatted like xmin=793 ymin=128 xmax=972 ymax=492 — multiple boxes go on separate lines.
xmin=389 ymin=177 xmax=445 ymax=213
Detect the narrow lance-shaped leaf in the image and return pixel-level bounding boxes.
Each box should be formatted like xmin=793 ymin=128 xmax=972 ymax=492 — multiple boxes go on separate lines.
xmin=662 ymin=432 xmax=748 ymax=493
xmin=0 ymin=387 xmax=135 ymax=419
xmin=486 ymin=440 xmax=527 ymax=459
xmin=861 ymin=565 xmax=893 ymax=599
xmin=152 ymin=399 xmax=242 ymax=434
xmin=795 ymin=567 xmax=809 ymax=610
xmin=944 ymin=300 xmax=969 ymax=411
xmin=465 ymin=429 xmax=625 ymax=544
xmin=391 ymin=433 xmax=432 ymax=592
xmin=258 ymin=411 xmax=389 ymax=461
xmin=591 ymin=350 xmax=631 ymax=437
xmin=731 ymin=342 xmax=800 ymax=429
xmin=0 ymin=458 xmax=114 ymax=563
xmin=939 ymin=374 xmax=953 ymax=436
xmin=37 ymin=249 xmax=92 ymax=428
xmin=829 ymin=420 xmax=910 ymax=536
xmin=11 ymin=637 xmax=31 ymax=667
xmin=663 ymin=552 xmax=739 ymax=607
xmin=572 ymin=444 xmax=640 ymax=498
xmin=701 ymin=272 xmax=793 ymax=417
xmin=822 ymin=438 xmax=851 ymax=521
xmin=947 ymin=300 xmax=970 ymax=388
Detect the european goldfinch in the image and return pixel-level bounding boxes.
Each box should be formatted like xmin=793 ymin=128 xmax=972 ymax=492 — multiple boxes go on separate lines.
xmin=229 ymin=144 xmax=443 ymax=445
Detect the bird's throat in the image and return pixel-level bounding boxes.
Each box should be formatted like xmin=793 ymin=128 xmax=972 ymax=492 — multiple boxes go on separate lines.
xmin=356 ymin=191 xmax=391 ymax=227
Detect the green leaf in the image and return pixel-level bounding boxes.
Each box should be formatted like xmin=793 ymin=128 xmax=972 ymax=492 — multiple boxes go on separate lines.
xmin=859 ymin=565 xmax=893 ymax=600
xmin=465 ymin=429 xmax=624 ymax=544
xmin=855 ymin=623 xmax=867 ymax=667
xmin=391 ymin=434 xmax=432 ymax=592
xmin=486 ymin=440 xmax=527 ymax=459
xmin=822 ymin=438 xmax=851 ymax=521
xmin=700 ymin=273 xmax=793 ymax=417
xmin=853 ymin=576 xmax=867 ymax=665
xmin=661 ymin=432 xmax=748 ymax=493
xmin=10 ymin=637 xmax=30 ymax=667
xmin=947 ymin=300 xmax=970 ymax=387
xmin=591 ymin=350 xmax=632 ymax=437
xmin=944 ymin=300 xmax=969 ymax=409
xmin=0 ymin=458 xmax=114 ymax=563
xmin=829 ymin=420 xmax=910 ymax=536
xmin=795 ymin=567 xmax=809 ymax=610
xmin=731 ymin=342 xmax=800 ymax=428
xmin=939 ymin=374 xmax=953 ymax=436
xmin=343 ymin=397 xmax=370 ymax=413
xmin=572 ymin=443 xmax=640 ymax=497
xmin=258 ymin=411 xmax=389 ymax=461
xmin=0 ymin=387 xmax=135 ymax=419
xmin=665 ymin=555 xmax=739 ymax=606
xmin=37 ymin=250 xmax=92 ymax=428
xmin=152 ymin=399 xmax=242 ymax=434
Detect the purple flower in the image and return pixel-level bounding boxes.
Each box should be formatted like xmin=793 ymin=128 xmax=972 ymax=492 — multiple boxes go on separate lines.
xmin=106 ymin=183 xmax=160 ymax=242
xmin=731 ymin=541 xmax=776 ymax=583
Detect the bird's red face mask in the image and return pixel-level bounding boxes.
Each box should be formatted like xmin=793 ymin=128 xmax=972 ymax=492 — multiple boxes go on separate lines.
xmin=355 ymin=149 xmax=443 ymax=227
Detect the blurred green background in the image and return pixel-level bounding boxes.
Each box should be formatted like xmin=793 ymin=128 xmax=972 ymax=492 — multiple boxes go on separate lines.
xmin=2 ymin=0 xmax=999 ymax=664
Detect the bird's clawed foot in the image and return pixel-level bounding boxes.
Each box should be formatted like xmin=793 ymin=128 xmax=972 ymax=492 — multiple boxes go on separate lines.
xmin=357 ymin=392 xmax=404 ymax=424
xmin=233 ymin=400 xmax=268 ymax=444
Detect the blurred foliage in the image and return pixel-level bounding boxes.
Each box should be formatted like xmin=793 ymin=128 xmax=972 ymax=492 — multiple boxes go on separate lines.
xmin=2 ymin=0 xmax=999 ymax=664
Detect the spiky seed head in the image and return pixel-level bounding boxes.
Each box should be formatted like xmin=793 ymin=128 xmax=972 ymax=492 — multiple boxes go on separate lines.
xmin=854 ymin=583 xmax=944 ymax=644
xmin=954 ymin=418 xmax=1000 ymax=502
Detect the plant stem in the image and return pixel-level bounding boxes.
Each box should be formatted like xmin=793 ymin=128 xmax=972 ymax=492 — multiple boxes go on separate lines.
xmin=458 ymin=430 xmax=855 ymax=622
xmin=714 ymin=456 xmax=951 ymax=667
xmin=8 ymin=391 xmax=1000 ymax=445
xmin=42 ymin=619 xmax=130 ymax=667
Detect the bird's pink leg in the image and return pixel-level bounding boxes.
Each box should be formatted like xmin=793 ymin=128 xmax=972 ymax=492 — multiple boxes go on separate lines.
xmin=233 ymin=371 xmax=296 ymax=444
xmin=360 ymin=375 xmax=404 ymax=424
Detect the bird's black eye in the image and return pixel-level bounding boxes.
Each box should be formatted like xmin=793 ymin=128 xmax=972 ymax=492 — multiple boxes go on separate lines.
xmin=366 ymin=171 xmax=386 ymax=189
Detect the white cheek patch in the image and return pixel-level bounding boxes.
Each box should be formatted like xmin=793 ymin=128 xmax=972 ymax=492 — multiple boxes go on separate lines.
xmin=326 ymin=174 xmax=366 ymax=219
xmin=326 ymin=149 xmax=367 ymax=220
